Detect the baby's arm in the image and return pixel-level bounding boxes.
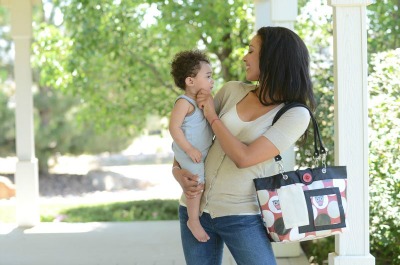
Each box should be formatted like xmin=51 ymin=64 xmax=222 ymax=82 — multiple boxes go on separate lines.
xmin=169 ymin=98 xmax=202 ymax=163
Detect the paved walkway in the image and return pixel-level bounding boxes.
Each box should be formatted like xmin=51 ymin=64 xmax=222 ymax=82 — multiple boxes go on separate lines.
xmin=0 ymin=162 xmax=309 ymax=265
xmin=0 ymin=221 xmax=309 ymax=265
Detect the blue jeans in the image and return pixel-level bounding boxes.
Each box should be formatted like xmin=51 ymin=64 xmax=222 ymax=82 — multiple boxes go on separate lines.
xmin=179 ymin=205 xmax=277 ymax=265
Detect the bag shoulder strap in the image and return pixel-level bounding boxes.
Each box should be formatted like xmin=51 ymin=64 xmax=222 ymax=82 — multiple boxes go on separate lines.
xmin=272 ymin=102 xmax=306 ymax=125
xmin=272 ymin=102 xmax=326 ymax=162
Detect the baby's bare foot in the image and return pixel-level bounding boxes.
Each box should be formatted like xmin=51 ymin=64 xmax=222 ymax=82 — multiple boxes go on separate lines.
xmin=187 ymin=220 xmax=210 ymax=242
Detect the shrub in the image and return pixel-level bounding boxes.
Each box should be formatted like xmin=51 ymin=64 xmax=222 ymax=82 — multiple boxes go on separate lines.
xmin=41 ymin=199 xmax=179 ymax=222
xmin=368 ymin=49 xmax=400 ymax=265
xmin=301 ymin=237 xmax=334 ymax=265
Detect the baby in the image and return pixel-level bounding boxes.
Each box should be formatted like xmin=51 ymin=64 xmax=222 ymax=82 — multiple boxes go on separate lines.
xmin=169 ymin=49 xmax=214 ymax=242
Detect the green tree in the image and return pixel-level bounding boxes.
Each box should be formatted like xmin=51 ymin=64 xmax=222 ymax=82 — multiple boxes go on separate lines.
xmin=0 ymin=5 xmax=134 ymax=174
xmin=55 ymin=0 xmax=254 ymax=130
xmin=31 ymin=16 xmax=133 ymax=174
xmin=295 ymin=2 xmax=335 ymax=167
xmin=1 ymin=0 xmax=255 ymax=173
xmin=368 ymin=48 xmax=400 ymax=265
xmin=367 ymin=0 xmax=400 ymax=55
xmin=0 ymin=90 xmax=15 ymax=156
xmin=0 ymin=7 xmax=15 ymax=156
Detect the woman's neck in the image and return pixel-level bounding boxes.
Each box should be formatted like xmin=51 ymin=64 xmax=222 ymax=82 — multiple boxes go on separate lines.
xmin=252 ymin=87 xmax=273 ymax=105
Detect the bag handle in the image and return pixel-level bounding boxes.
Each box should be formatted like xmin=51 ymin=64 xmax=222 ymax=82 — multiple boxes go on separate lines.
xmin=272 ymin=102 xmax=326 ymax=164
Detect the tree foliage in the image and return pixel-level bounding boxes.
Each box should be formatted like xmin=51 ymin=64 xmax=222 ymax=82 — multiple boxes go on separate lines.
xmin=0 ymin=7 xmax=15 ymax=157
xmin=1 ymin=1 xmax=255 ymax=173
xmin=367 ymin=0 xmax=400 ymax=55
xmin=368 ymin=48 xmax=400 ymax=264
xmin=295 ymin=2 xmax=335 ymax=166
xmin=0 ymin=5 xmax=133 ymax=174
xmin=0 ymin=90 xmax=15 ymax=156
xmin=55 ymin=0 xmax=254 ymax=130
xmin=31 ymin=16 xmax=134 ymax=174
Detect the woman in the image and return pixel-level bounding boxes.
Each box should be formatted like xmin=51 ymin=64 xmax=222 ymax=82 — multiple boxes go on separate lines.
xmin=172 ymin=26 xmax=316 ymax=265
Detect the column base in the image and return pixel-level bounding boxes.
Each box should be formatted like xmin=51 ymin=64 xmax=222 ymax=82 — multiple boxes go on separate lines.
xmin=15 ymin=159 xmax=40 ymax=227
xmin=329 ymin=252 xmax=375 ymax=265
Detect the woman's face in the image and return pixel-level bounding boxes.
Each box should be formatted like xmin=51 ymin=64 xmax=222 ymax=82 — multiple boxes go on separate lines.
xmin=243 ymin=35 xmax=261 ymax=82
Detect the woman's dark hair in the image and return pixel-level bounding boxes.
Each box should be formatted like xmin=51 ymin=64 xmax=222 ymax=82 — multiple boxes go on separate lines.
xmin=256 ymin=27 xmax=316 ymax=111
xmin=170 ymin=49 xmax=210 ymax=90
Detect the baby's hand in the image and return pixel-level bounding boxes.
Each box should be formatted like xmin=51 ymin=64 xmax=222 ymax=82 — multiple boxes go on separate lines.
xmin=186 ymin=147 xmax=202 ymax=163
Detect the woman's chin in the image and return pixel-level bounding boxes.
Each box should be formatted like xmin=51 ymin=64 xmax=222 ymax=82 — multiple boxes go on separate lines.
xmin=246 ymin=77 xmax=258 ymax=82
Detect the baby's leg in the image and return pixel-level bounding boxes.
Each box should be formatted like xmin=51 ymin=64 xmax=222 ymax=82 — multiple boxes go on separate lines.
xmin=174 ymin=157 xmax=208 ymax=242
xmin=186 ymin=195 xmax=210 ymax=242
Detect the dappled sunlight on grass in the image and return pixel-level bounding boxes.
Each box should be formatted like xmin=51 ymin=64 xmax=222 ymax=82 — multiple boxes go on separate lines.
xmin=1 ymin=199 xmax=180 ymax=223
xmin=41 ymin=199 xmax=179 ymax=223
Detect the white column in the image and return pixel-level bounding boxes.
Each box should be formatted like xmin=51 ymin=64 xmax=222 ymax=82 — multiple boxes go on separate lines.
xmin=254 ymin=0 xmax=297 ymax=31
xmin=270 ymin=0 xmax=297 ymax=31
xmin=254 ymin=0 xmax=302 ymax=258
xmin=327 ymin=0 xmax=375 ymax=264
xmin=254 ymin=0 xmax=272 ymax=29
xmin=11 ymin=0 xmax=40 ymax=227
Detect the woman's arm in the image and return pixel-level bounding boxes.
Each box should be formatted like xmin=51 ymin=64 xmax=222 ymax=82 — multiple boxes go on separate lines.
xmin=197 ymin=90 xmax=309 ymax=168
xmin=210 ymin=117 xmax=279 ymax=168
xmin=197 ymin=90 xmax=276 ymax=168
xmin=172 ymin=158 xmax=204 ymax=198
xmin=213 ymin=124 xmax=279 ymax=168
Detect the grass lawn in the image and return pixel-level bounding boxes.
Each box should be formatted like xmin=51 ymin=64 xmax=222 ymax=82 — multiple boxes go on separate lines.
xmin=0 ymin=199 xmax=179 ymax=223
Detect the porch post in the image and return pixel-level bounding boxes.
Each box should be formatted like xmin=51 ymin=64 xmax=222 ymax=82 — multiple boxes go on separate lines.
xmin=327 ymin=0 xmax=375 ymax=264
xmin=254 ymin=0 xmax=302 ymax=258
xmin=254 ymin=0 xmax=272 ymax=30
xmin=10 ymin=0 xmax=40 ymax=227
xmin=254 ymin=0 xmax=297 ymax=31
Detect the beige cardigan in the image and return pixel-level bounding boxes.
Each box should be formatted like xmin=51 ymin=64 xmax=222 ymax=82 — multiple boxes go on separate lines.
xmin=180 ymin=81 xmax=310 ymax=218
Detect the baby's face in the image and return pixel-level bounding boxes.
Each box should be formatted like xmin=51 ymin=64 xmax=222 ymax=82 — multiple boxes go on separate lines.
xmin=191 ymin=62 xmax=214 ymax=94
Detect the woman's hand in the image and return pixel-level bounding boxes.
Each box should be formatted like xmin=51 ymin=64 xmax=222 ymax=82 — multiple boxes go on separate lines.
xmin=196 ymin=89 xmax=217 ymax=121
xmin=173 ymin=167 xmax=204 ymax=198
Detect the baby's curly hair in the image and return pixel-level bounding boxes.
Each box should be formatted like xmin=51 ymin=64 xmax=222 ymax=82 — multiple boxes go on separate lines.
xmin=170 ymin=49 xmax=210 ymax=90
